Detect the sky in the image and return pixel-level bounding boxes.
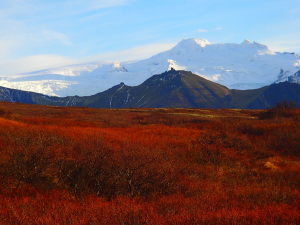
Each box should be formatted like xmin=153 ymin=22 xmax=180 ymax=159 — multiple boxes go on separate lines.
xmin=0 ymin=0 xmax=299 ymax=75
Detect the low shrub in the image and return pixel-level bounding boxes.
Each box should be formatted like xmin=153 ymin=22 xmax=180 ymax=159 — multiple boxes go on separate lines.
xmin=259 ymin=101 xmax=298 ymax=119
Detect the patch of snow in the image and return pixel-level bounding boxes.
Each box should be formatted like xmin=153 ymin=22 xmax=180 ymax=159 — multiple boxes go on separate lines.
xmin=194 ymin=38 xmax=211 ymax=47
xmin=109 ymin=84 xmax=125 ymax=108
xmin=0 ymin=80 xmax=76 ymax=96
xmin=137 ymin=95 xmax=145 ymax=104
xmin=294 ymin=60 xmax=300 ymax=67
xmin=21 ymin=63 xmax=102 ymax=77
xmin=125 ymin=90 xmax=130 ymax=104
xmin=113 ymin=62 xmax=128 ymax=72
xmin=167 ymin=59 xmax=187 ymax=71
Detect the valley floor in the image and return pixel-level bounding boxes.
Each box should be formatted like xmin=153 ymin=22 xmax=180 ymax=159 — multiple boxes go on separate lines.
xmin=0 ymin=103 xmax=299 ymax=225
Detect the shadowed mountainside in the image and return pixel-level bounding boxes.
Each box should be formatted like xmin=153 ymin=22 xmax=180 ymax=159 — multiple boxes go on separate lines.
xmin=0 ymin=69 xmax=299 ymax=109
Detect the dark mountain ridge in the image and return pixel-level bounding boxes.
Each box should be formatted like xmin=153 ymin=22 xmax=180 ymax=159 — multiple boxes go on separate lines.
xmin=0 ymin=69 xmax=299 ymax=109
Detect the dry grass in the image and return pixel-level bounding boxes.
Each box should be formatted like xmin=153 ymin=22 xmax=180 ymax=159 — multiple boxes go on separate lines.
xmin=0 ymin=102 xmax=299 ymax=225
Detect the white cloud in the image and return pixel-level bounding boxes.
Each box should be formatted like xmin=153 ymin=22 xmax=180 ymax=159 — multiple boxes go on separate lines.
xmin=197 ymin=29 xmax=208 ymax=33
xmin=0 ymin=0 xmax=130 ymax=74
xmin=0 ymin=55 xmax=77 ymax=76
xmin=42 ymin=30 xmax=72 ymax=46
xmin=0 ymin=29 xmax=73 ymax=62
xmin=197 ymin=27 xmax=223 ymax=33
xmin=215 ymin=26 xmax=223 ymax=31
xmin=78 ymin=0 xmax=129 ymax=11
xmin=87 ymin=42 xmax=176 ymax=62
xmin=0 ymin=42 xmax=175 ymax=76
xmin=263 ymin=38 xmax=300 ymax=53
xmin=0 ymin=0 xmax=128 ymax=17
xmin=290 ymin=8 xmax=300 ymax=15
xmin=0 ymin=38 xmax=21 ymax=58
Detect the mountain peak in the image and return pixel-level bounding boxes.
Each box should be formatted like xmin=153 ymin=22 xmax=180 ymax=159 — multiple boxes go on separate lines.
xmin=112 ymin=62 xmax=128 ymax=72
xmin=193 ymin=38 xmax=211 ymax=47
xmin=242 ymin=39 xmax=252 ymax=45
xmin=175 ymin=38 xmax=210 ymax=49
xmin=240 ymin=39 xmax=269 ymax=50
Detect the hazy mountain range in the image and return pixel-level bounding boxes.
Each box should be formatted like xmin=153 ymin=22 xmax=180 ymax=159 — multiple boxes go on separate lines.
xmin=1 ymin=69 xmax=299 ymax=109
xmin=0 ymin=38 xmax=299 ymax=97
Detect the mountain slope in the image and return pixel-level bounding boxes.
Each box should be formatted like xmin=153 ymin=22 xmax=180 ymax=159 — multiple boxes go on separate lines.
xmin=238 ymin=82 xmax=300 ymax=109
xmin=0 ymin=38 xmax=299 ymax=96
xmin=0 ymin=86 xmax=79 ymax=106
xmin=80 ymin=69 xmax=230 ymax=108
xmin=287 ymin=69 xmax=300 ymax=84
xmin=0 ymin=70 xmax=299 ymax=109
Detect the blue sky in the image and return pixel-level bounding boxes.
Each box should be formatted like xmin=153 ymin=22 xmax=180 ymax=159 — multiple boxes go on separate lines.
xmin=0 ymin=0 xmax=299 ymax=75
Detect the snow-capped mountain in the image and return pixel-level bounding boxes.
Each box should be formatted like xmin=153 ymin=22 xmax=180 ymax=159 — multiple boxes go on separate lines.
xmin=1 ymin=70 xmax=300 ymax=109
xmin=289 ymin=70 xmax=300 ymax=83
xmin=276 ymin=69 xmax=300 ymax=84
xmin=0 ymin=38 xmax=299 ymax=96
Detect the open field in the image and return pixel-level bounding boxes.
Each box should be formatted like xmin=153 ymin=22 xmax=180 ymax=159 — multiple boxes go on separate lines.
xmin=0 ymin=102 xmax=299 ymax=225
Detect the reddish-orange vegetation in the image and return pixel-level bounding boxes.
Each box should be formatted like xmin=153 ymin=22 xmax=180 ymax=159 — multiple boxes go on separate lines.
xmin=0 ymin=102 xmax=299 ymax=225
